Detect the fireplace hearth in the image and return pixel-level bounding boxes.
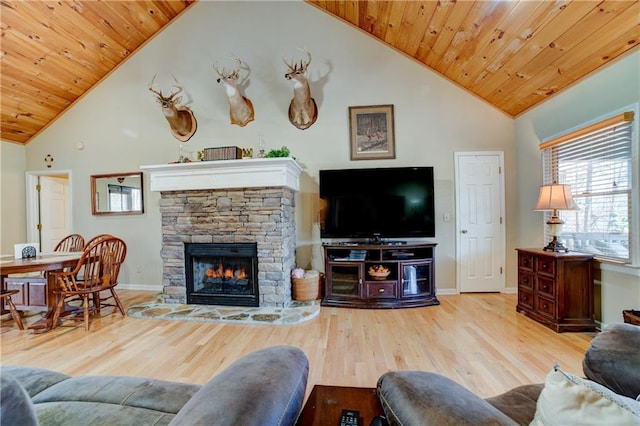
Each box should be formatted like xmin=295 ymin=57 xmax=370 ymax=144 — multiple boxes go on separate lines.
xmin=185 ymin=243 xmax=258 ymax=307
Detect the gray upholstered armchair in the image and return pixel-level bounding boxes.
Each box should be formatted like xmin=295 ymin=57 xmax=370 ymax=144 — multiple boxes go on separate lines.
xmin=376 ymin=324 xmax=640 ymax=425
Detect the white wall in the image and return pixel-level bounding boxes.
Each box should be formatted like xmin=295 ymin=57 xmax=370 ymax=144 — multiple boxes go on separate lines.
xmin=13 ymin=1 xmax=516 ymax=291
xmin=514 ymin=50 xmax=640 ymax=324
xmin=0 ymin=141 xmax=27 ymax=253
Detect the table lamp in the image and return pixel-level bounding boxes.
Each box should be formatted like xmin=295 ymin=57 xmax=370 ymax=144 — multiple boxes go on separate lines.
xmin=533 ymin=183 xmax=578 ymax=252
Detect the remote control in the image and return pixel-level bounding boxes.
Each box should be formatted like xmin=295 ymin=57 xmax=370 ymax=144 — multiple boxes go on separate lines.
xmin=339 ymin=409 xmax=360 ymax=426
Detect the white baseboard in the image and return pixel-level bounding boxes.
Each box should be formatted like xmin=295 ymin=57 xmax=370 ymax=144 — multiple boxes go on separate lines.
xmin=436 ymin=287 xmax=518 ymax=295
xmin=595 ymin=320 xmax=604 ymax=331
xmin=118 ymin=284 xmax=163 ymax=292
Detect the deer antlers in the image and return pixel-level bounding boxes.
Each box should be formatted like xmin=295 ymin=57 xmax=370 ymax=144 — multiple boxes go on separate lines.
xmin=213 ymin=57 xmax=245 ymax=81
xmin=213 ymin=65 xmax=237 ymax=81
xmin=283 ymin=49 xmax=312 ymax=77
xmin=148 ymin=74 xmax=184 ymax=102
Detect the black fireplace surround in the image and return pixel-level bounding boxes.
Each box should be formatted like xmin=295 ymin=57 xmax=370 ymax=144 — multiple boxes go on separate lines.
xmin=185 ymin=243 xmax=259 ymax=307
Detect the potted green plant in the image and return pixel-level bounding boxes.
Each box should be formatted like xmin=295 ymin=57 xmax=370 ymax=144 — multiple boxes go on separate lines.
xmin=264 ymin=146 xmax=292 ymax=158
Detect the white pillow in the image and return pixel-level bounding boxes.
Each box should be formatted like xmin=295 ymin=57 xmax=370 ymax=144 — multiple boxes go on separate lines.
xmin=531 ymin=365 xmax=640 ymax=425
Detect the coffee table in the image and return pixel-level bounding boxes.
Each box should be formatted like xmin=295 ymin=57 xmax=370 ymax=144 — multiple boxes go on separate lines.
xmin=296 ymin=385 xmax=384 ymax=426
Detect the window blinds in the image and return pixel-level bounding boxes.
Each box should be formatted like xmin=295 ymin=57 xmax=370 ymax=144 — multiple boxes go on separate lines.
xmin=541 ymin=113 xmax=633 ymax=262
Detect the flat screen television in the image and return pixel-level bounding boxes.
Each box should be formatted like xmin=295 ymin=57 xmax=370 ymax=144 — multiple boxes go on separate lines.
xmin=320 ymin=167 xmax=435 ymax=239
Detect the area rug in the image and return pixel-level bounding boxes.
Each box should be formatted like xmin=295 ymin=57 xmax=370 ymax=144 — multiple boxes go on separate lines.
xmin=127 ymin=294 xmax=320 ymax=325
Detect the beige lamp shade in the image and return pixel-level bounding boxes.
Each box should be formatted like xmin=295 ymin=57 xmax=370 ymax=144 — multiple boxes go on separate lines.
xmin=533 ymin=184 xmax=578 ymax=212
xmin=533 ymin=183 xmax=578 ymax=252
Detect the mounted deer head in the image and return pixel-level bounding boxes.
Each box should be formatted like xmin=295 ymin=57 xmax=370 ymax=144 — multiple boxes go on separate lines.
xmin=283 ymin=49 xmax=318 ymax=130
xmin=148 ymin=75 xmax=197 ymax=142
xmin=213 ymin=58 xmax=254 ymax=127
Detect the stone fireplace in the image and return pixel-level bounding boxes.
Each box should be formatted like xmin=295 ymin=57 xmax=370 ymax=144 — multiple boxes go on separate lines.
xmin=141 ymin=158 xmax=302 ymax=308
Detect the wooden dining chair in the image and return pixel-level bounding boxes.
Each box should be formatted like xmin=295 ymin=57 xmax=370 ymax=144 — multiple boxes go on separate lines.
xmin=78 ymin=234 xmax=125 ymax=315
xmin=53 ymin=234 xmax=85 ymax=252
xmin=91 ymin=236 xmax=127 ymax=316
xmin=0 ymin=290 xmax=24 ymax=330
xmin=49 ymin=237 xmax=123 ymax=331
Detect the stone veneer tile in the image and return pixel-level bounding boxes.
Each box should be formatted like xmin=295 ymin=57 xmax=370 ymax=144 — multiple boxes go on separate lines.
xmin=159 ymin=187 xmax=296 ymax=308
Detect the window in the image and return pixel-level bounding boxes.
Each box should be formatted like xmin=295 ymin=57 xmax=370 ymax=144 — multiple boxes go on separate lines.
xmin=107 ymin=184 xmax=142 ymax=212
xmin=540 ymin=112 xmax=634 ymax=263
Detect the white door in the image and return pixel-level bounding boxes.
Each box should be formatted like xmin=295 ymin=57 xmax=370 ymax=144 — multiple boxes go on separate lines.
xmin=455 ymin=152 xmax=505 ymax=293
xmin=39 ymin=176 xmax=70 ymax=252
xmin=26 ymin=172 xmax=72 ymax=253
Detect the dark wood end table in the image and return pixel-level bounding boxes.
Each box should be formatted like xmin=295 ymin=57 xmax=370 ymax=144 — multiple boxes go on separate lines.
xmin=296 ymin=385 xmax=384 ymax=426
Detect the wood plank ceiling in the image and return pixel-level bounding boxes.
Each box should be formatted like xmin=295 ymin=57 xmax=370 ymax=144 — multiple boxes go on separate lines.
xmin=1 ymin=1 xmax=639 ymax=145
xmin=309 ymin=0 xmax=640 ymax=114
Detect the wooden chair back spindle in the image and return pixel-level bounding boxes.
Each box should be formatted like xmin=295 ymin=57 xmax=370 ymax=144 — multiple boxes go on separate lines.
xmin=54 ymin=234 xmax=85 ymax=252
xmin=84 ymin=234 xmax=114 ymax=249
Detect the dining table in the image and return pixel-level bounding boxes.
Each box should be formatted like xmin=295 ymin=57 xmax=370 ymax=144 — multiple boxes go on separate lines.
xmin=0 ymin=252 xmax=82 ymax=332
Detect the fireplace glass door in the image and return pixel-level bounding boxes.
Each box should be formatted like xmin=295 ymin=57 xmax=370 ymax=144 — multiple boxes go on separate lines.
xmin=185 ymin=243 xmax=258 ymax=307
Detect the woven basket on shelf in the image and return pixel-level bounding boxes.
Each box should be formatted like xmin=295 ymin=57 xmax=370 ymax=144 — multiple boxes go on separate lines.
xmin=623 ymin=310 xmax=640 ymax=326
xmin=292 ymin=276 xmax=321 ymax=301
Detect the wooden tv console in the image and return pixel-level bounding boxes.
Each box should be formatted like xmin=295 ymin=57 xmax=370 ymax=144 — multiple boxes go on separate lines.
xmin=322 ymin=242 xmax=438 ymax=308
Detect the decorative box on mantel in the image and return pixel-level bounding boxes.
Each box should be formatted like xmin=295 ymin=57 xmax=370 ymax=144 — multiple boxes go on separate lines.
xmin=140 ymin=157 xmax=302 ymax=192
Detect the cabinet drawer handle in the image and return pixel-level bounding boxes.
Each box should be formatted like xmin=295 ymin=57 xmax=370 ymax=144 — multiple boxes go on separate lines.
xmin=542 ymin=264 xmax=548 ymax=270
xmin=378 ymin=288 xmax=385 ymax=293
xmin=523 ymin=278 xmax=529 ymax=284
xmin=523 ymin=296 xmax=529 ymax=301
xmin=542 ymin=285 xmax=548 ymax=291
xmin=542 ymin=303 xmax=548 ymax=309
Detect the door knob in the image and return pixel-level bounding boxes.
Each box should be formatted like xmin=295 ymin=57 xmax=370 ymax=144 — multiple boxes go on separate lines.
xmin=461 ymin=230 xmax=468 ymax=234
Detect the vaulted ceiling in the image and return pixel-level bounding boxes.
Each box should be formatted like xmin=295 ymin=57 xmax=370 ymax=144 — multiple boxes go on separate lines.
xmin=1 ymin=1 xmax=638 ymax=145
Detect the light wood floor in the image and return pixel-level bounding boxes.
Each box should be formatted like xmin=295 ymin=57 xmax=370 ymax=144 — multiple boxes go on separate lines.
xmin=1 ymin=291 xmax=593 ymax=399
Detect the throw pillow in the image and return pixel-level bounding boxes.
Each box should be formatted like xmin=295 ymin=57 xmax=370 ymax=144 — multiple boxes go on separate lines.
xmin=531 ymin=364 xmax=640 ymax=425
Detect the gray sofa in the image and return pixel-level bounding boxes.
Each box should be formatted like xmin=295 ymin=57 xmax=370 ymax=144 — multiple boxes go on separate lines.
xmin=377 ymin=323 xmax=640 ymax=425
xmin=0 ymin=345 xmax=308 ymax=426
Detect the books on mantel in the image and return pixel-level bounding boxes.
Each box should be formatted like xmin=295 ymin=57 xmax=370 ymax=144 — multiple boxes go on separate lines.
xmin=203 ymin=146 xmax=242 ymax=161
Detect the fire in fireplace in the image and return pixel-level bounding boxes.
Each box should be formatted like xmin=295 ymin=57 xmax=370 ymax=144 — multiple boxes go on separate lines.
xmin=185 ymin=243 xmax=258 ymax=307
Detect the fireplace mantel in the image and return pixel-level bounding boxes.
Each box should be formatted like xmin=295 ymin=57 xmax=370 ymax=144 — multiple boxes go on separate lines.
xmin=141 ymin=158 xmax=302 ymax=192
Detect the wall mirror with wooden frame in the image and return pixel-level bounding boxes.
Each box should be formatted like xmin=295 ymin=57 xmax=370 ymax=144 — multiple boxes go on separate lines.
xmin=91 ymin=172 xmax=144 ymax=215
